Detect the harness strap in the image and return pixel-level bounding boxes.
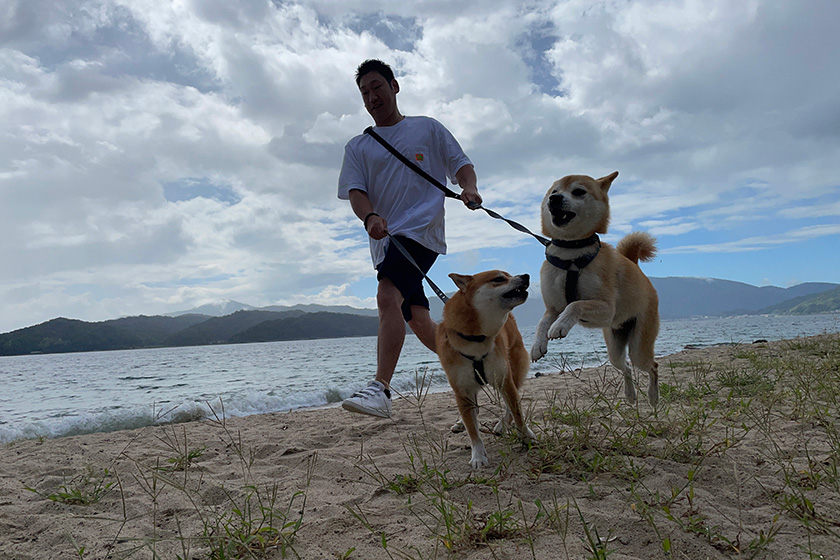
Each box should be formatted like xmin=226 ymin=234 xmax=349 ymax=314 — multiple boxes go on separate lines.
xmin=545 ymin=235 xmax=601 ymax=303
xmin=458 ymin=350 xmax=489 ymax=386
xmin=456 ymin=332 xmax=488 ymax=385
xmin=443 ymin=331 xmax=490 ymax=386
xmin=551 ymin=233 xmax=600 ymax=249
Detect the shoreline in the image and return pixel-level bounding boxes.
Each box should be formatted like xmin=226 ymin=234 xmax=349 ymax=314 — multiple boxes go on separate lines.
xmin=4 ymin=312 xmax=838 ymax=446
xmin=2 ymin=333 xmax=839 ymax=559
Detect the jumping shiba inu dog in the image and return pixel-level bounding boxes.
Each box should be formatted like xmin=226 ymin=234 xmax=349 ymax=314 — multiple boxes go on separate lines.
xmin=530 ymin=172 xmax=661 ymax=405
xmin=437 ymin=270 xmax=536 ymax=469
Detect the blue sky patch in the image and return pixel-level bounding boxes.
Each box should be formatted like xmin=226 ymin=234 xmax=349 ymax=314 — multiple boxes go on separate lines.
xmin=163 ymin=178 xmax=242 ymax=205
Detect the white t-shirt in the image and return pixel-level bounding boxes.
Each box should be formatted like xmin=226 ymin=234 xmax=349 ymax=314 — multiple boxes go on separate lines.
xmin=338 ymin=116 xmax=472 ymax=267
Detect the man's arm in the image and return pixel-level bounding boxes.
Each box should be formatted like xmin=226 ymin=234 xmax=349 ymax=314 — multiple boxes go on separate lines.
xmin=348 ymin=188 xmax=388 ymax=240
xmin=455 ymin=164 xmax=482 ymax=209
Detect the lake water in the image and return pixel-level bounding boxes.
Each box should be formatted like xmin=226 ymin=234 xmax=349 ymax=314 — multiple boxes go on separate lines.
xmin=1 ymin=313 xmax=838 ymax=443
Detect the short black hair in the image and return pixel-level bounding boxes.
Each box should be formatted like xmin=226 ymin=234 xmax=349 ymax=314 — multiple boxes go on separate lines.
xmin=355 ymin=59 xmax=395 ymax=87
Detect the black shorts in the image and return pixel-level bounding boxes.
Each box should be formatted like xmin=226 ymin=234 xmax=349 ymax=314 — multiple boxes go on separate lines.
xmin=376 ymin=236 xmax=438 ymax=322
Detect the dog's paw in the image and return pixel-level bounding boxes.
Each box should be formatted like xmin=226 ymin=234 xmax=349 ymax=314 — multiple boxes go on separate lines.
xmin=547 ymin=316 xmax=575 ymax=340
xmin=492 ymin=419 xmax=506 ymax=436
xmin=469 ymin=442 xmax=489 ymax=469
xmin=450 ymin=418 xmax=465 ymax=433
xmin=530 ymin=340 xmax=547 ymax=362
xmin=520 ymin=426 xmax=536 ymax=443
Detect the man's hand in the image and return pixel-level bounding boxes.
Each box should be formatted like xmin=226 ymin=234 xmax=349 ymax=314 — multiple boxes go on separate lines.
xmin=460 ymin=186 xmax=482 ymax=209
xmin=455 ymin=164 xmax=482 ymax=210
xmin=349 ymin=189 xmax=389 ymax=239
xmin=365 ymin=214 xmax=388 ymax=240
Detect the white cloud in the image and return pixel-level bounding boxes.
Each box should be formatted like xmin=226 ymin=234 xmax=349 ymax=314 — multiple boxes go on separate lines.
xmin=1 ymin=0 xmax=839 ymax=332
xmin=665 ymin=224 xmax=840 ymax=255
xmin=780 ymin=200 xmax=840 ymax=220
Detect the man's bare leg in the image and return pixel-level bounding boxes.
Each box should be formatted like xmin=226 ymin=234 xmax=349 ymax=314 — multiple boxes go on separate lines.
xmin=375 ymin=277 xmax=406 ymax=386
xmin=408 ymin=306 xmax=437 ymax=353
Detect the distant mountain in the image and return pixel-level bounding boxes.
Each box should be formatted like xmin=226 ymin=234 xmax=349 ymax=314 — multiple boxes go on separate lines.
xmin=261 ymin=303 xmax=379 ymax=317
xmin=170 ymin=301 xmax=379 ymax=318
xmin=168 ymin=300 xmax=256 ymax=317
xmin=428 ymin=277 xmax=839 ymax=325
xmin=758 ymin=286 xmax=840 ymax=315
xmin=0 ymin=311 xmax=378 ymax=357
xmin=651 ymin=278 xmax=838 ymax=319
xmin=0 ymin=314 xmax=209 ymax=356
xmin=105 ymin=314 xmax=211 ymax=345
xmin=165 ymin=310 xmax=306 ymax=346
xmin=230 ymin=312 xmax=379 ymax=343
xmin=1 ymin=277 xmax=836 ymax=357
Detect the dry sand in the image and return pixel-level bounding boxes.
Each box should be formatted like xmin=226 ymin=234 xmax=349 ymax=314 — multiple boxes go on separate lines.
xmin=1 ymin=334 xmax=839 ymax=559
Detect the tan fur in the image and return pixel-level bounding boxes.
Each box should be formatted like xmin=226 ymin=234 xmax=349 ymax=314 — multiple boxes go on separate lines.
xmin=437 ymin=270 xmax=535 ymax=469
xmin=616 ymin=231 xmax=657 ymax=264
xmin=530 ymin=172 xmax=661 ymax=405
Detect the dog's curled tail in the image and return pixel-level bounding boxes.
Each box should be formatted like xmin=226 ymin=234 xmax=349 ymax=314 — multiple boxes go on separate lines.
xmin=617 ymin=231 xmax=657 ymax=264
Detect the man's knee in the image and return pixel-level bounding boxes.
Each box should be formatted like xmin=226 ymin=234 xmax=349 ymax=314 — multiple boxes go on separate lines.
xmin=407 ymin=306 xmax=435 ymax=330
xmin=377 ymin=278 xmax=403 ymax=312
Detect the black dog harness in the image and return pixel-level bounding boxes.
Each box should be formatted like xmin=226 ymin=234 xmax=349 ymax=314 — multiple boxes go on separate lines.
xmin=453 ymin=331 xmax=490 ymax=386
xmin=545 ymin=234 xmax=601 ymax=303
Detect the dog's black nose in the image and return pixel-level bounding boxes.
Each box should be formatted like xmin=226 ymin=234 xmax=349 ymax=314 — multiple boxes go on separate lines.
xmin=548 ymin=193 xmax=566 ymax=209
xmin=520 ymin=274 xmax=530 ymax=286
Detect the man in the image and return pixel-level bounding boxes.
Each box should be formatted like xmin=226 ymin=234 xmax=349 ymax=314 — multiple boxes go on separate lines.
xmin=337 ymin=59 xmax=482 ymax=418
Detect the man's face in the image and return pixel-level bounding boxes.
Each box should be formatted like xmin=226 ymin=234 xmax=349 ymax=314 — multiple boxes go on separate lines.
xmin=358 ymin=71 xmax=399 ymax=125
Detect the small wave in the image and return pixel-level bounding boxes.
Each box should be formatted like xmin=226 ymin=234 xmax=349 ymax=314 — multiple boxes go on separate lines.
xmin=324 ymin=388 xmax=343 ymax=403
xmin=0 ymin=410 xmax=159 ymax=443
xmin=0 ymin=387 xmax=346 ymax=444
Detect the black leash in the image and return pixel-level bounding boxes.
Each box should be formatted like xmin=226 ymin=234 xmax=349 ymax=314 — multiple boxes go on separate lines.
xmin=386 ymin=233 xmax=450 ymax=303
xmin=365 ymin=125 xmax=601 ymax=307
xmin=390 ymin=235 xmax=486 ymax=386
xmin=364 ymin=127 xmax=550 ymax=247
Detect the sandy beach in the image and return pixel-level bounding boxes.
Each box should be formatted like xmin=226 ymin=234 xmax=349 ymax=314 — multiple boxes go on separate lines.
xmin=2 ymin=333 xmax=839 ymax=559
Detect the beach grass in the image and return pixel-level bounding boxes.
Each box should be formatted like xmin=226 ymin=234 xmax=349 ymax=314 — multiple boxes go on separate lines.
xmin=4 ymin=332 xmax=840 ymax=558
xmin=347 ymin=333 xmax=840 ymax=558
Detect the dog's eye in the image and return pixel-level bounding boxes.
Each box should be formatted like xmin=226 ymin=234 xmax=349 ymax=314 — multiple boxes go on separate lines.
xmin=572 ymin=188 xmax=587 ymax=197
xmin=492 ymin=276 xmax=506 ymax=283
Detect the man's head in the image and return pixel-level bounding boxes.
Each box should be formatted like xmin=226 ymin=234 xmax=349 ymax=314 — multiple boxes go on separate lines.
xmin=356 ymin=59 xmax=402 ymax=127
xmin=355 ymin=59 xmax=395 ymax=87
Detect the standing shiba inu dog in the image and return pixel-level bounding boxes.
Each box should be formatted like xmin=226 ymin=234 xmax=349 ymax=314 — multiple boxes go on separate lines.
xmin=530 ymin=172 xmax=661 ymax=405
xmin=437 ymin=270 xmax=536 ymax=469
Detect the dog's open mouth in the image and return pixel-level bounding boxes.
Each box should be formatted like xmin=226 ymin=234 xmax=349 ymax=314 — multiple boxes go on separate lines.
xmin=551 ymin=210 xmax=576 ymax=227
xmin=502 ymin=285 xmax=529 ymax=301
xmin=548 ymin=195 xmax=576 ymax=227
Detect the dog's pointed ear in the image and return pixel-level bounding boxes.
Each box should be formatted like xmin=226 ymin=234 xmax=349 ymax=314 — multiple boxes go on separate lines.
xmin=449 ymin=273 xmax=472 ymax=293
xmin=598 ymin=171 xmax=619 ymax=193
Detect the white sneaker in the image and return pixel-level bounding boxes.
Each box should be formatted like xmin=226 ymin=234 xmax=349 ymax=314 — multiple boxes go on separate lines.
xmin=342 ymin=380 xmax=392 ymax=418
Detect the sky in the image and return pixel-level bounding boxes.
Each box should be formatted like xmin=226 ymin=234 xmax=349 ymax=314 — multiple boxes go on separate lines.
xmin=1 ymin=0 xmax=839 ymax=333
